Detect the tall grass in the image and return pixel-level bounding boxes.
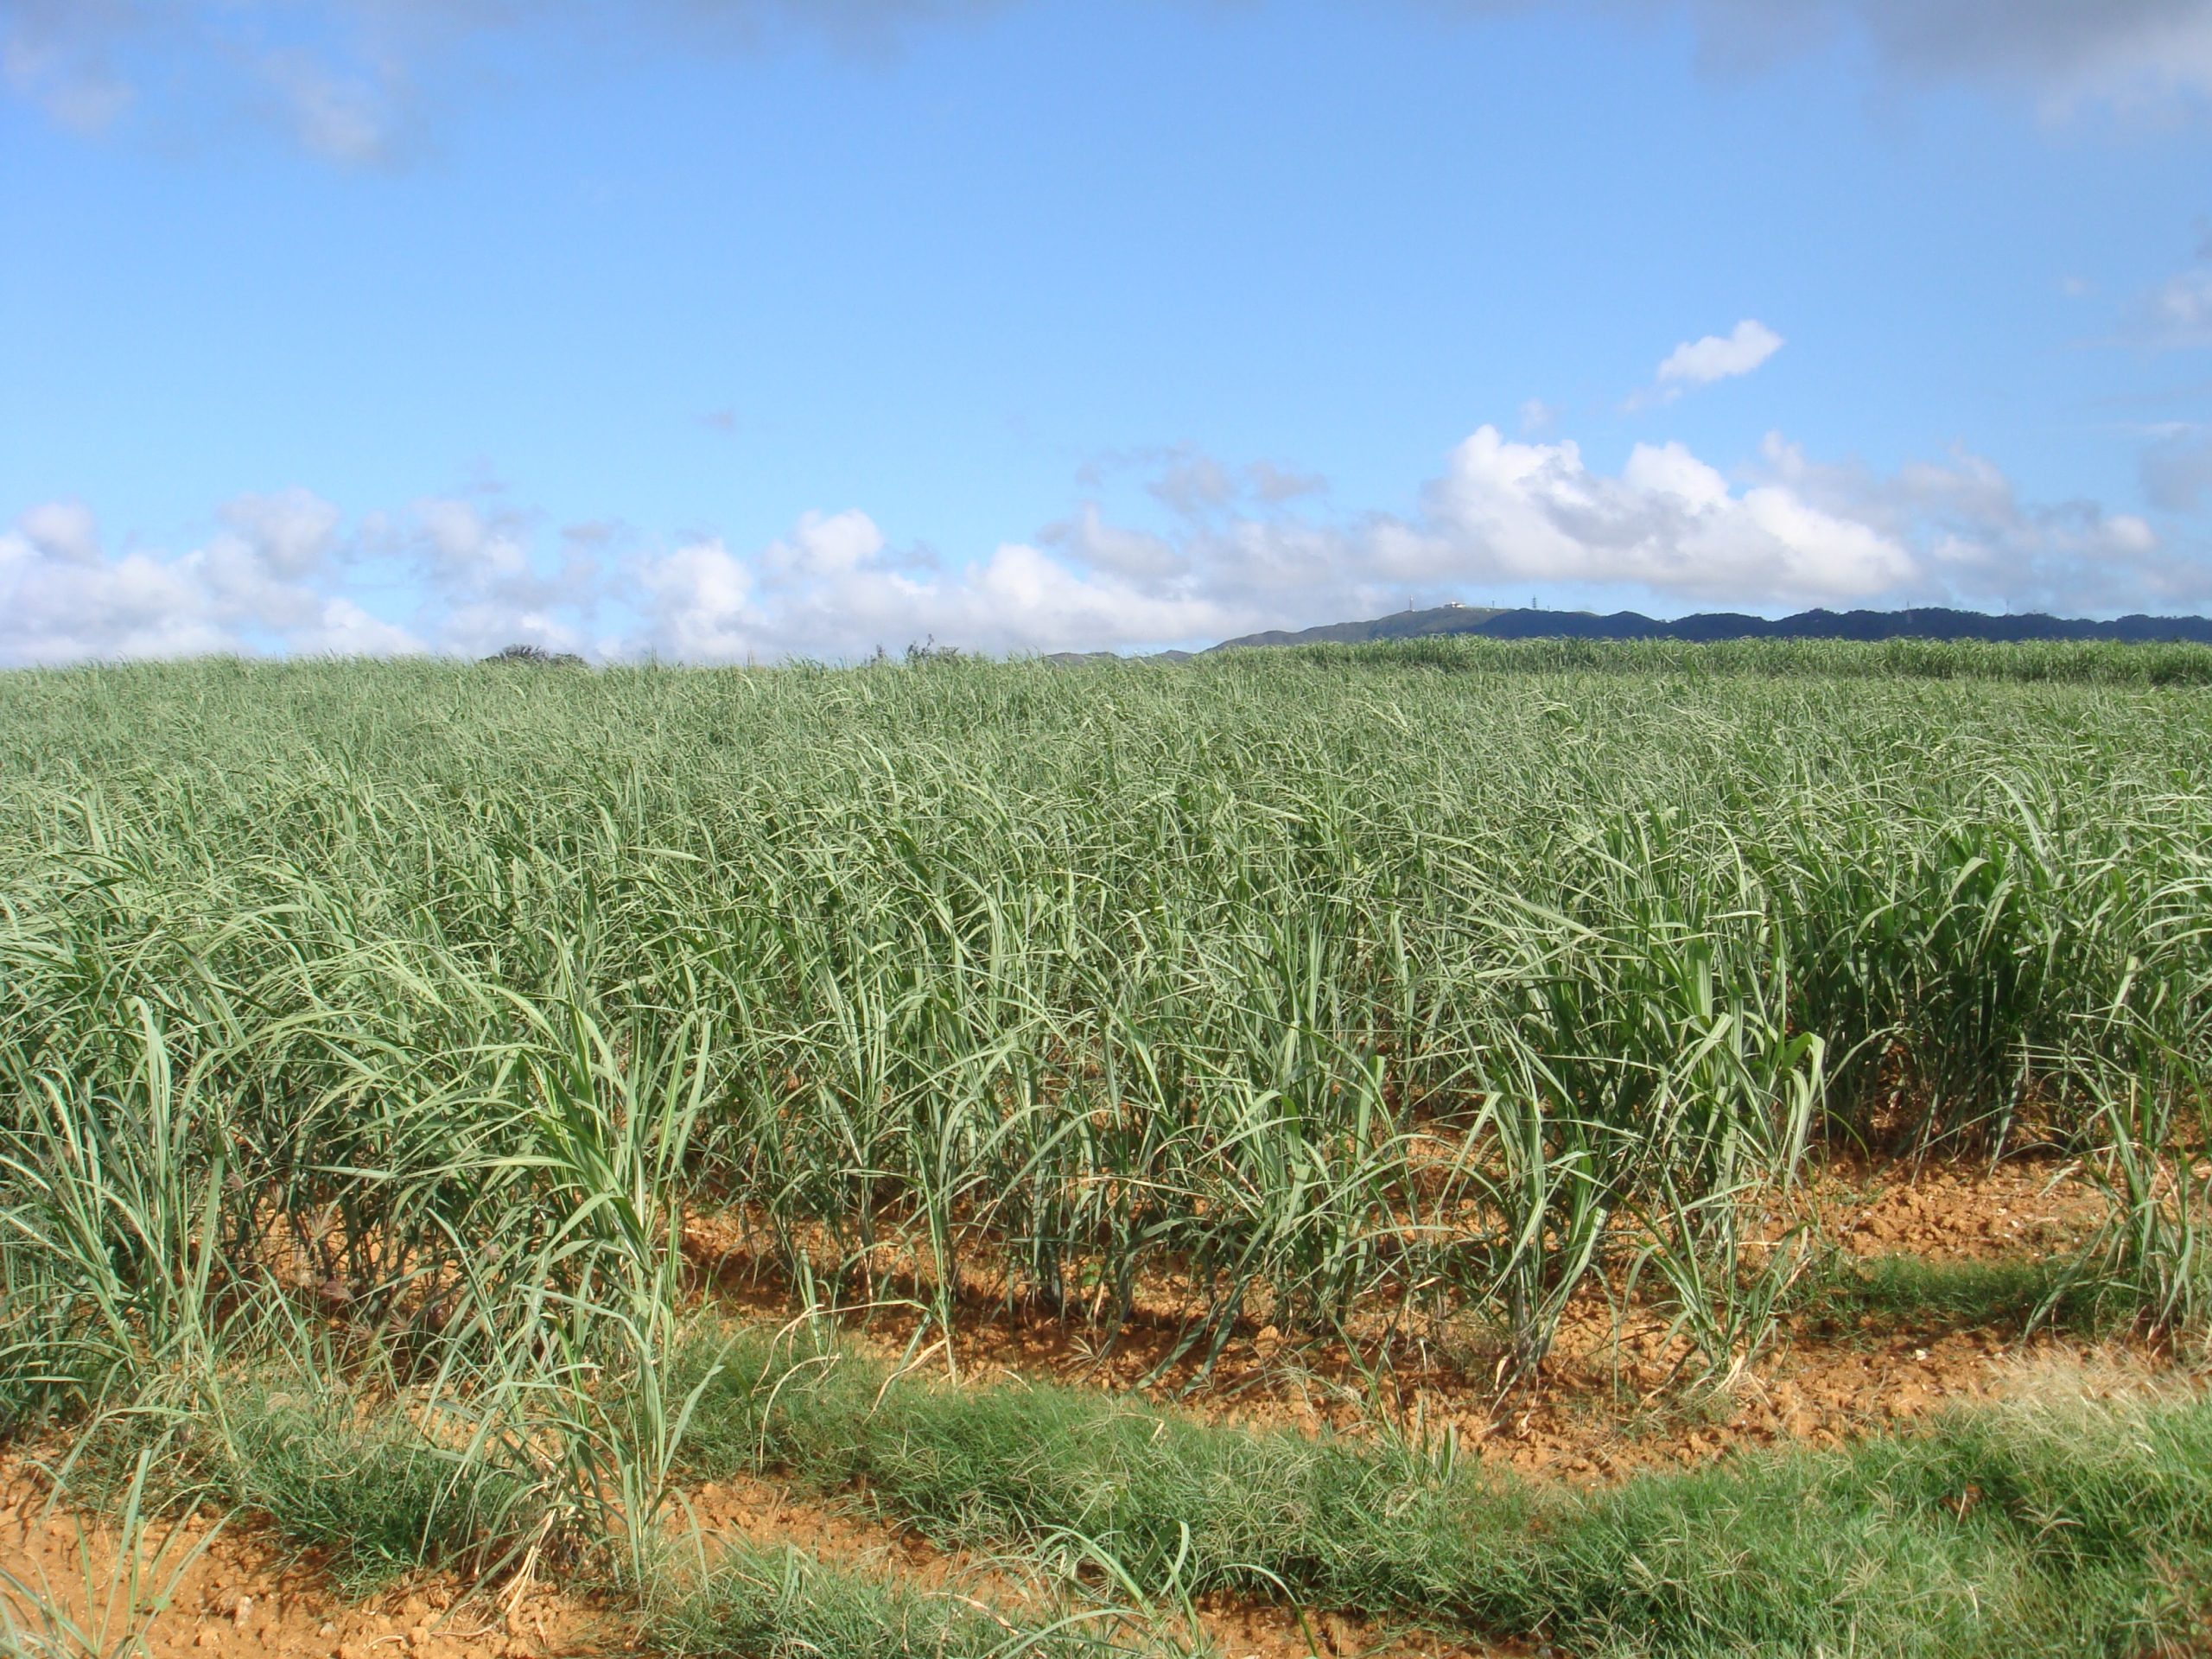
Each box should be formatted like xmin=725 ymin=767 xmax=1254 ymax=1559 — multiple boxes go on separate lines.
xmin=0 ymin=643 xmax=2204 ymax=1651
xmin=1 ymin=648 xmax=2205 ymax=1404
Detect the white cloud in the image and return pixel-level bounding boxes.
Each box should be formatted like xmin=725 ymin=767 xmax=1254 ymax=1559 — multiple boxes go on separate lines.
xmin=1045 ymin=425 xmax=2197 ymax=637
xmin=635 ymin=507 xmax=1234 ymax=661
xmin=0 ymin=493 xmax=424 ymax=666
xmin=1 ymin=0 xmax=135 ymax=133
xmin=2143 ymin=426 xmax=2212 ymax=513
xmin=0 ymin=484 xmax=601 ymax=668
xmin=7 ymin=420 xmax=2208 ymax=668
xmin=1656 ymin=319 xmax=1785 ymax=387
xmin=1040 ymin=503 xmax=1183 ymax=580
xmin=220 ymin=487 xmax=342 ymax=576
xmin=1413 ymin=426 xmax=1913 ymax=601
xmin=1758 ymin=432 xmax=2195 ymax=607
xmin=640 ymin=537 xmax=760 ymax=660
xmin=909 ymin=540 xmax=1233 ymax=653
xmin=400 ymin=496 xmax=600 ymax=656
xmin=0 ymin=506 xmax=231 ymax=664
xmin=291 ymin=597 xmax=423 ymax=656
xmin=2138 ymin=265 xmax=2212 ymax=350
xmin=257 ymin=48 xmax=402 ymax=167
xmin=16 ymin=499 xmax=102 ymax=564
xmin=414 ymin=498 xmax=532 ymax=587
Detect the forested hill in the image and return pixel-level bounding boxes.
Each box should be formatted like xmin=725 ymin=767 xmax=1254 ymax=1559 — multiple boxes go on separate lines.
xmin=1211 ymin=604 xmax=2212 ymax=651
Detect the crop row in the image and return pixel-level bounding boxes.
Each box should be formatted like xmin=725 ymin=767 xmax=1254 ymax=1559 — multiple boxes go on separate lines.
xmin=0 ymin=649 xmax=2205 ymax=1422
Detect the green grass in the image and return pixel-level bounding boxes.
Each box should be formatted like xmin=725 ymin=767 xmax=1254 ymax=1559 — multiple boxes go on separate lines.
xmin=1290 ymin=633 xmax=2212 ymax=684
xmin=1534 ymin=1392 xmax=2212 ymax=1656
xmin=640 ymin=1547 xmax=1173 ymax=1659
xmin=3 ymin=647 xmax=2206 ymax=1385
xmin=57 ymin=1382 xmax=556 ymax=1596
xmin=1787 ymin=1255 xmax=2087 ymax=1338
xmin=664 ymin=1318 xmax=2212 ymax=1656
xmin=207 ymin=1387 xmax=554 ymax=1592
xmin=0 ymin=643 xmax=2207 ymax=1656
xmin=41 ymin=1327 xmax=2210 ymax=1659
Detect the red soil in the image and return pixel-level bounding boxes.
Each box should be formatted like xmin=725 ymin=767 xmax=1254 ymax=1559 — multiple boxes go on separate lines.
xmin=2 ymin=1154 xmax=2184 ymax=1659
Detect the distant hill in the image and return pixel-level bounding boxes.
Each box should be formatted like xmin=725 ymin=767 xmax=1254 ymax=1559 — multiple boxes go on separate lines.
xmin=1211 ymin=604 xmax=2212 ymax=651
xmin=1211 ymin=603 xmax=1508 ymax=649
xmin=1042 ymin=649 xmax=1194 ymax=666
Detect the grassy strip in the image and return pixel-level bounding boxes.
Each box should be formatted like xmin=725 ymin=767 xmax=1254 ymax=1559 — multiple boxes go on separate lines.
xmin=641 ymin=1548 xmax=1165 ymax=1659
xmin=54 ymin=1381 xmax=1151 ymax=1659
xmin=676 ymin=1321 xmax=2212 ymax=1657
xmin=67 ymin=1385 xmax=556 ymax=1595
xmin=675 ymin=1327 xmax=1515 ymax=1613
xmin=1784 ymin=1255 xmax=2089 ymax=1338
xmin=1304 ymin=633 xmax=2212 ymax=684
xmin=207 ymin=1389 xmax=554 ymax=1593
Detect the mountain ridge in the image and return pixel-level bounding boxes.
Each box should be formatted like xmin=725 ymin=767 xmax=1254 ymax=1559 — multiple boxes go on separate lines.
xmin=1209 ymin=604 xmax=2212 ymax=651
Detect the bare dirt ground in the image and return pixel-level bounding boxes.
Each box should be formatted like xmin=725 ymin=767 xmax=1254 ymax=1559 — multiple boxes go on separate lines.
xmin=1815 ymin=1154 xmax=2102 ymax=1261
xmin=0 ymin=1155 xmax=2184 ymax=1659
xmin=0 ymin=1452 xmax=1509 ymax=1659
xmin=683 ymin=1152 xmax=2187 ymax=1478
xmin=0 ymin=1458 xmax=597 ymax=1659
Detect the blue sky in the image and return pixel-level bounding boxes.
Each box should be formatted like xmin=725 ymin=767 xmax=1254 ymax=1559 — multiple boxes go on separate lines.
xmin=3 ymin=0 xmax=2211 ymax=662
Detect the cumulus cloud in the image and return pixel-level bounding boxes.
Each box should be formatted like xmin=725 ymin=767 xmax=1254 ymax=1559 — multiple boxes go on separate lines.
xmin=1756 ymin=432 xmax=2189 ymax=608
xmin=290 ymin=596 xmax=422 ymax=656
xmin=1411 ymin=425 xmax=1908 ymax=601
xmin=1656 ymin=319 xmax=1785 ymax=387
xmin=0 ymin=0 xmax=136 ymax=132
xmin=8 ymin=419 xmax=2207 ymax=667
xmin=16 ymin=499 xmax=103 ymax=564
xmin=639 ymin=537 xmax=758 ymax=661
xmin=400 ymin=496 xmax=601 ymax=656
xmin=0 ymin=491 xmax=440 ymax=667
xmin=220 ymin=487 xmax=341 ymax=576
xmin=0 ymin=499 xmax=282 ymax=664
xmin=636 ymin=507 xmax=1235 ymax=661
xmin=1041 ymin=423 xmax=2196 ymax=635
xmin=2144 ymin=426 xmax=2212 ymax=512
xmin=257 ymin=47 xmax=406 ymax=167
xmin=2134 ymin=264 xmax=2212 ymax=351
xmin=620 ymin=423 xmax=2198 ymax=661
xmin=1039 ymin=503 xmax=1183 ymax=581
